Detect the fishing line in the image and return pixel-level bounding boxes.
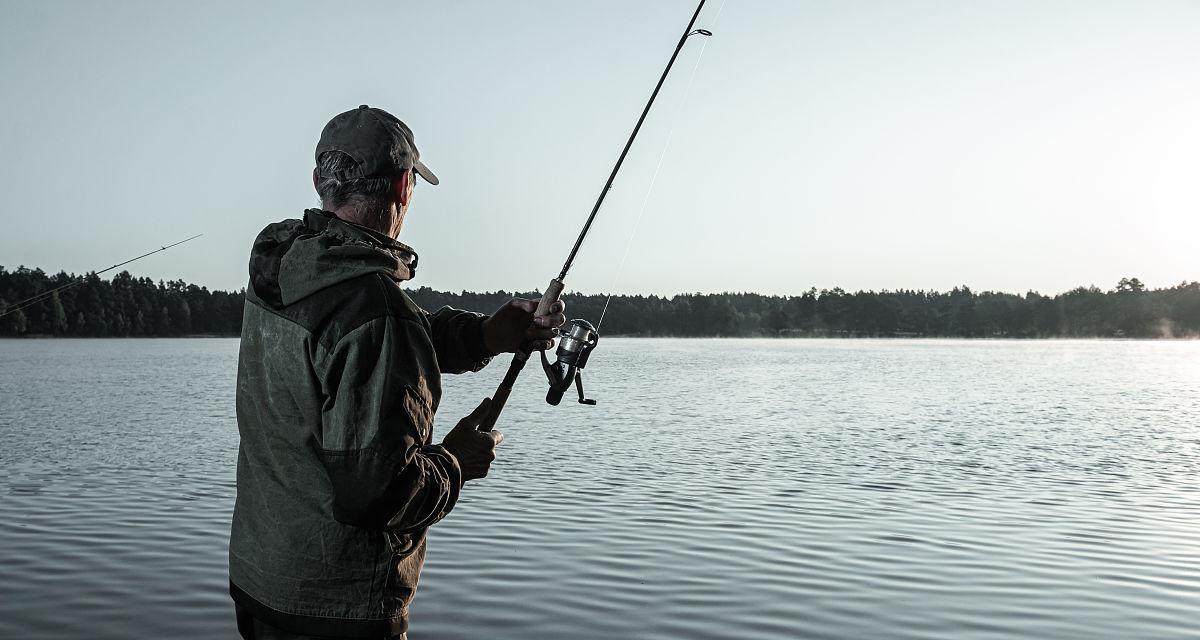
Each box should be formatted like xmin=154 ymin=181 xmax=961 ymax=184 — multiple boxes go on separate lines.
xmin=597 ymin=0 xmax=727 ymax=331
xmin=480 ymin=0 xmax=719 ymax=428
xmin=0 ymin=234 xmax=203 ymax=319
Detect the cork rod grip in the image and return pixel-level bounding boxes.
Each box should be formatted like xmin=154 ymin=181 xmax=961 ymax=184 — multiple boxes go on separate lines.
xmin=536 ymin=278 xmax=565 ymax=317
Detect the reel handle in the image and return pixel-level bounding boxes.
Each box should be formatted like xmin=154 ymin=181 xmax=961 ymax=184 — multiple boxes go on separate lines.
xmin=477 ymin=278 xmax=565 ymax=432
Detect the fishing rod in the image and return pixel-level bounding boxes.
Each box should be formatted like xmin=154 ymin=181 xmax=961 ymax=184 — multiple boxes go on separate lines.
xmin=0 ymin=234 xmax=203 ymax=319
xmin=478 ymin=0 xmax=715 ymax=430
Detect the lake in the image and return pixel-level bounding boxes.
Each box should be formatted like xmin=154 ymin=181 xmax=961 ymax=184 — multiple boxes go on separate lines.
xmin=0 ymin=338 xmax=1197 ymax=639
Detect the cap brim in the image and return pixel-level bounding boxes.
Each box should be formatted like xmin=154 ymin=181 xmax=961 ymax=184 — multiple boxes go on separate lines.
xmin=414 ymin=159 xmax=439 ymax=186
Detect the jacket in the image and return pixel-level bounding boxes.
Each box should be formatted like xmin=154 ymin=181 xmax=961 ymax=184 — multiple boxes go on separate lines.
xmin=229 ymin=208 xmax=493 ymax=636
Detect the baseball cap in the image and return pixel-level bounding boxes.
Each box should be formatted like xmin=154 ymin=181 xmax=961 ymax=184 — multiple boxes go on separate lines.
xmin=314 ymin=105 xmax=439 ymax=185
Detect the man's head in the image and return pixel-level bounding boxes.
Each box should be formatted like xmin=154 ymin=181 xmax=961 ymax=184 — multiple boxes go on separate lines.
xmin=312 ymin=105 xmax=439 ymax=238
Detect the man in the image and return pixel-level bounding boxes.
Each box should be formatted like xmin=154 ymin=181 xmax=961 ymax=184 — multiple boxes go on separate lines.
xmin=229 ymin=105 xmax=565 ymax=639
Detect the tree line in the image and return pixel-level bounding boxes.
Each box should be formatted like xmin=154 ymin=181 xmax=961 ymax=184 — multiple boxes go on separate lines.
xmin=2 ymin=266 xmax=1198 ymax=338
xmin=0 ymin=266 xmax=243 ymax=337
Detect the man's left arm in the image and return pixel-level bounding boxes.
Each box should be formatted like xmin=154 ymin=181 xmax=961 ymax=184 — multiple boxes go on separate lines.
xmin=425 ymin=299 xmax=567 ymax=374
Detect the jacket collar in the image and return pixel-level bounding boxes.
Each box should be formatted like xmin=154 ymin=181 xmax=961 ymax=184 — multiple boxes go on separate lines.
xmin=302 ymin=208 xmax=419 ymax=280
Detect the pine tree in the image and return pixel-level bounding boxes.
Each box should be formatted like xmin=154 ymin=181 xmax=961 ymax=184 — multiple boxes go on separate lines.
xmin=51 ymin=291 xmax=68 ymax=335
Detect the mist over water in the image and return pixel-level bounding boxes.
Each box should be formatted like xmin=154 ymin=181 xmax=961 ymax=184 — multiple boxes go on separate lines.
xmin=1 ymin=338 xmax=1197 ymax=639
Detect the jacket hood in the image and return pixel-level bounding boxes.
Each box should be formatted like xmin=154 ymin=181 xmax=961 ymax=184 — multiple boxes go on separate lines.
xmin=248 ymin=209 xmax=418 ymax=308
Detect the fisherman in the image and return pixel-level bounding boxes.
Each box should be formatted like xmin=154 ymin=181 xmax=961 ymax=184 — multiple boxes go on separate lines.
xmin=228 ymin=105 xmax=565 ymax=639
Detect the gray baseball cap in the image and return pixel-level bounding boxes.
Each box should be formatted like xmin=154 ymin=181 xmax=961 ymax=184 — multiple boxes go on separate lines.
xmin=314 ymin=105 xmax=439 ymax=185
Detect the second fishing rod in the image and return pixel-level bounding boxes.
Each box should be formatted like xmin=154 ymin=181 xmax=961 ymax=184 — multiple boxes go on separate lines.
xmin=478 ymin=0 xmax=715 ymax=431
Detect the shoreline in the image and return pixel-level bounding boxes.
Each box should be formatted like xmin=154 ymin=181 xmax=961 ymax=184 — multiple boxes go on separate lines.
xmin=2 ymin=334 xmax=1195 ymax=341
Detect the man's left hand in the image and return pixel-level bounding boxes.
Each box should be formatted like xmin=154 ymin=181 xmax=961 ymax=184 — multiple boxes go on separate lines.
xmin=481 ymin=298 xmax=567 ymax=354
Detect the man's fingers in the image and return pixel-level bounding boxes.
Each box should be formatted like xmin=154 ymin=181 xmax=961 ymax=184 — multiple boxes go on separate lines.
xmin=487 ymin=429 xmax=504 ymax=446
xmin=529 ymin=299 xmax=562 ymax=315
xmin=526 ymin=327 xmax=558 ymax=340
xmin=522 ymin=330 xmax=555 ymax=349
xmin=453 ymin=398 xmax=492 ymax=431
xmin=528 ymin=340 xmax=554 ymax=352
xmin=534 ymin=313 xmax=567 ymax=328
xmin=509 ymin=299 xmax=538 ymax=313
xmin=532 ymin=301 xmax=565 ymax=324
xmin=471 ymin=397 xmax=492 ymax=417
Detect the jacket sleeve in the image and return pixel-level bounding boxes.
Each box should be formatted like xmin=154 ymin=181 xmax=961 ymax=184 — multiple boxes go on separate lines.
xmin=425 ymin=306 xmax=494 ymax=374
xmin=315 ymin=315 xmax=463 ymax=533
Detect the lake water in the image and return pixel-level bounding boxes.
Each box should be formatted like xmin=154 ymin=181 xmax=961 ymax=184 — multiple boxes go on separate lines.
xmin=0 ymin=338 xmax=1197 ymax=639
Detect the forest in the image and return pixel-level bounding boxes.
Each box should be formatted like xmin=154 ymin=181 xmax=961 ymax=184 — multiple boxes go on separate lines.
xmin=2 ymin=265 xmax=1198 ymax=338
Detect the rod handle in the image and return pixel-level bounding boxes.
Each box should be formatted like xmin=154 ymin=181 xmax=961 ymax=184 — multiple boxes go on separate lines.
xmin=478 ymin=352 xmax=528 ymax=432
xmin=536 ymin=278 xmax=565 ymax=317
xmin=477 ymin=278 xmax=565 ymax=432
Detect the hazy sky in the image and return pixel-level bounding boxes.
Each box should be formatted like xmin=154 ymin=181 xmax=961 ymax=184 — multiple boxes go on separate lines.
xmin=1 ymin=1 xmax=1197 ymax=297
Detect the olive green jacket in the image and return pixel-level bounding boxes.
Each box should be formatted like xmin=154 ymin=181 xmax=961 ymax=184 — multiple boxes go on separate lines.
xmin=229 ymin=209 xmax=492 ymax=637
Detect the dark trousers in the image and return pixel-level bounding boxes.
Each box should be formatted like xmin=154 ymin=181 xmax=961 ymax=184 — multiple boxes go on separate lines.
xmin=235 ymin=603 xmax=407 ymax=640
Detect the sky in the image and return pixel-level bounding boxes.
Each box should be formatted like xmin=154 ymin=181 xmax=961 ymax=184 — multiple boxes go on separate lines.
xmin=1 ymin=0 xmax=1197 ymax=297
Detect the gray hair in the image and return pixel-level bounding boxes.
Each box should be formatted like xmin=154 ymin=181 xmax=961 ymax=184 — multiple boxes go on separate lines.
xmin=315 ymin=151 xmax=395 ymax=231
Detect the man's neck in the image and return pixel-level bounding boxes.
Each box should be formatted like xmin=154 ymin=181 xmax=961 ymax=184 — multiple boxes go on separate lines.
xmin=326 ymin=207 xmax=402 ymax=240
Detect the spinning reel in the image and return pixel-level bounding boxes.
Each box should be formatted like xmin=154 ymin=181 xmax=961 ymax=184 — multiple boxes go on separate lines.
xmin=540 ymin=319 xmax=599 ymax=406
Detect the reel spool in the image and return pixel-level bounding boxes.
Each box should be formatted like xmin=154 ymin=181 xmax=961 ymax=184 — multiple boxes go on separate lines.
xmin=540 ymin=319 xmax=599 ymax=406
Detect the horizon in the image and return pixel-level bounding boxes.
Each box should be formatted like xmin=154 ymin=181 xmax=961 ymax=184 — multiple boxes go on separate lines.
xmin=0 ymin=261 xmax=1189 ymax=301
xmin=2 ymin=2 xmax=1197 ymax=296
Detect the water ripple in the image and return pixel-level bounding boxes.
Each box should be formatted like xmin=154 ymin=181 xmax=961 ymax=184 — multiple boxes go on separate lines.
xmin=1 ymin=338 xmax=1198 ymax=639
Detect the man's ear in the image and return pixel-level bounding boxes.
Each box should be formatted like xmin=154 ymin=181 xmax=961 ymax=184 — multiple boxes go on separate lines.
xmin=394 ymin=170 xmax=412 ymax=206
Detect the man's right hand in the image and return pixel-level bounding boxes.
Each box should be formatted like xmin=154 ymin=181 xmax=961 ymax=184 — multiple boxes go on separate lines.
xmin=441 ymin=398 xmax=504 ymax=482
